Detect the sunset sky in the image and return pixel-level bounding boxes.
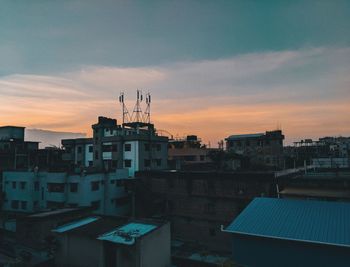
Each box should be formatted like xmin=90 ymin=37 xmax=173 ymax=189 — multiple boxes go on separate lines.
xmin=1 ymin=1 xmax=350 ymax=146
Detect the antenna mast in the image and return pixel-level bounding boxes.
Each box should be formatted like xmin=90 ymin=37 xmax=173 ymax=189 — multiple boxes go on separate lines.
xmin=144 ymin=92 xmax=151 ymax=124
xmin=119 ymin=92 xmax=131 ymax=124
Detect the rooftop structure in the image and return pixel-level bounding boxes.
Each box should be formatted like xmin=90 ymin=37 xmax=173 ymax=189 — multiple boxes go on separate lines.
xmin=225 ymin=197 xmax=350 ymax=267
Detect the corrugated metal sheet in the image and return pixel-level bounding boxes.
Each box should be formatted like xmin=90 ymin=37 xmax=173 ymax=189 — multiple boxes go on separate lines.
xmin=225 ymin=197 xmax=350 ymax=247
xmin=52 ymin=216 xmax=100 ymax=233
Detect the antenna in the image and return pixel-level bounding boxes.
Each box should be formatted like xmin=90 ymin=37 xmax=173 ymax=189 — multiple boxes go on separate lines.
xmin=119 ymin=92 xmax=131 ymax=124
xmin=144 ymin=92 xmax=151 ymax=124
xmin=131 ymin=89 xmax=143 ymax=122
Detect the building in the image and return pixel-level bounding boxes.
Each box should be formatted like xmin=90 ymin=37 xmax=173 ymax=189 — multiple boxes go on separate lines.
xmin=62 ymin=117 xmax=168 ymax=177
xmin=168 ymin=135 xmax=214 ymax=170
xmin=225 ymin=130 xmax=284 ymax=169
xmin=224 ymin=197 xmax=350 ymax=267
xmin=0 ymin=126 xmax=39 ymax=171
xmin=280 ymin=170 xmax=350 ymax=201
xmin=52 ymin=216 xmax=171 ymax=267
xmin=134 ymin=170 xmax=297 ymax=252
xmin=1 ymin=169 xmax=132 ymax=216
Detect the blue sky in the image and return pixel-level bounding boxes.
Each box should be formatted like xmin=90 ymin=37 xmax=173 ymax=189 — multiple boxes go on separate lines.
xmin=0 ymin=0 xmax=350 ymax=145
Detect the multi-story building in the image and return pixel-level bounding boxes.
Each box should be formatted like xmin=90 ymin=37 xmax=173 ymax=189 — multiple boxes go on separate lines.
xmin=226 ymin=130 xmax=284 ymax=169
xmin=134 ymin=169 xmax=296 ymax=252
xmin=168 ymin=135 xmax=214 ymax=170
xmin=1 ymin=169 xmax=132 ymax=216
xmin=0 ymin=126 xmax=39 ymax=171
xmin=62 ymin=117 xmax=168 ymax=177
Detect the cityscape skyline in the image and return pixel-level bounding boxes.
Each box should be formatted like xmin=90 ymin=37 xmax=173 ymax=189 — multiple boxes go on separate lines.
xmin=1 ymin=1 xmax=350 ymax=146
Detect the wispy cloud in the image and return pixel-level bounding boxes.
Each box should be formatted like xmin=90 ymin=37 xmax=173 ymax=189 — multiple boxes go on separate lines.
xmin=0 ymin=47 xmax=349 ymax=144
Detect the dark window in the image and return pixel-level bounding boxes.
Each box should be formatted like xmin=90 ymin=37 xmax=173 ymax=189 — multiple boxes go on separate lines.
xmin=12 ymin=182 xmax=16 ymax=189
xmin=33 ymin=201 xmax=39 ymax=209
xmin=112 ymin=160 xmax=118 ymax=168
xmin=34 ymin=181 xmax=39 ymax=191
xmin=88 ymin=146 xmax=93 ymax=153
xmin=124 ymin=144 xmax=131 ymax=151
xmin=21 ymin=201 xmax=27 ymax=210
xmin=209 ymin=228 xmax=216 ymax=236
xmin=91 ymin=200 xmax=100 ymax=210
xmin=20 ymin=181 xmax=26 ymax=190
xmin=124 ymin=159 xmax=131 ymax=168
xmin=156 ymin=144 xmax=161 ymax=151
xmin=184 ymin=155 xmax=196 ymax=161
xmin=70 ymin=183 xmax=78 ymax=193
xmin=47 ymin=183 xmax=65 ymax=193
xmin=88 ymin=161 xmax=93 ymax=167
xmin=77 ymin=146 xmax=82 ymax=154
xmin=116 ymin=180 xmax=124 ymax=187
xmin=112 ymin=144 xmax=118 ymax=152
xmin=156 ymin=159 xmax=162 ymax=166
xmin=91 ymin=181 xmax=100 ymax=191
xmin=200 ymin=155 xmax=205 ymax=161
xmin=144 ymin=143 xmax=150 ymax=151
xmin=115 ymin=196 xmax=129 ymax=206
xmin=144 ymin=159 xmax=150 ymax=167
xmin=237 ymin=141 xmax=242 ymax=147
xmin=110 ymin=179 xmax=115 ymax=184
xmin=11 ymin=200 xmax=19 ymax=209
xmin=102 ymin=144 xmax=112 ymax=152
xmin=265 ymin=140 xmax=270 ymax=145
xmin=246 ymin=140 xmax=250 ymax=146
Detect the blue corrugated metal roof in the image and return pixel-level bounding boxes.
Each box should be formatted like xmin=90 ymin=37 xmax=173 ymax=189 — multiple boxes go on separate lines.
xmin=225 ymin=197 xmax=350 ymax=247
xmin=52 ymin=216 xmax=100 ymax=233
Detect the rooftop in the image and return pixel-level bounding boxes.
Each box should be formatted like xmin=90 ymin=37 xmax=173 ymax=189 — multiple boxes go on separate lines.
xmin=225 ymin=197 xmax=350 ymax=248
xmin=226 ymin=133 xmax=264 ymax=140
xmin=97 ymin=222 xmax=157 ymax=245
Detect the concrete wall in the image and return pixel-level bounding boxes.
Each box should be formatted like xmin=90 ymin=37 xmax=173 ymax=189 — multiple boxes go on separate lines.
xmin=232 ymin=234 xmax=350 ymax=267
xmin=139 ymin=222 xmax=171 ymax=267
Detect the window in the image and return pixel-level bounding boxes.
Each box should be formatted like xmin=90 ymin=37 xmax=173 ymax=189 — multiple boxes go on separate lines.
xmin=124 ymin=143 xmax=131 ymax=151
xmin=11 ymin=200 xmax=19 ymax=209
xmin=102 ymin=144 xmax=112 ymax=152
xmin=115 ymin=196 xmax=129 ymax=206
xmin=91 ymin=200 xmax=100 ymax=210
xmin=12 ymin=181 xmax=16 ymax=189
xmin=77 ymin=146 xmax=82 ymax=154
xmin=200 ymin=155 xmax=205 ymax=161
xmin=124 ymin=159 xmax=132 ymax=168
xmin=34 ymin=181 xmax=39 ymax=191
xmin=33 ymin=201 xmax=39 ymax=209
xmin=91 ymin=181 xmax=100 ymax=191
xmin=144 ymin=159 xmax=150 ymax=167
xmin=246 ymin=140 xmax=250 ymax=146
xmin=20 ymin=181 xmax=26 ymax=190
xmin=70 ymin=183 xmax=78 ymax=193
xmin=21 ymin=201 xmax=27 ymax=210
xmin=156 ymin=144 xmax=161 ymax=151
xmin=47 ymin=183 xmax=65 ymax=193
xmin=112 ymin=160 xmax=118 ymax=168
xmin=88 ymin=146 xmax=93 ymax=153
xmin=112 ymin=144 xmax=118 ymax=152
xmin=116 ymin=180 xmax=124 ymax=187
xmin=144 ymin=144 xmax=150 ymax=151
xmin=209 ymin=228 xmax=216 ymax=236
xmin=88 ymin=161 xmax=93 ymax=167
xmin=156 ymin=159 xmax=162 ymax=166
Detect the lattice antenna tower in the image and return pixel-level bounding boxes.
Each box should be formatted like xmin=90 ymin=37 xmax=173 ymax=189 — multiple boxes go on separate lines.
xmin=119 ymin=92 xmax=131 ymax=124
xmin=143 ymin=92 xmax=151 ymax=124
xmin=131 ymin=89 xmax=144 ymax=122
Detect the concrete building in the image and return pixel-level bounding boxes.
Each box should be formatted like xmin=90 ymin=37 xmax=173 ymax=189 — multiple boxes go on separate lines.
xmin=280 ymin=170 xmax=350 ymax=201
xmin=0 ymin=126 xmax=39 ymax=171
xmin=224 ymin=197 xmax=350 ymax=267
xmin=225 ymin=130 xmax=284 ymax=169
xmin=1 ymin=169 xmax=132 ymax=216
xmin=168 ymin=135 xmax=214 ymax=170
xmin=134 ymin=170 xmax=297 ymax=252
xmin=62 ymin=117 xmax=168 ymax=177
xmin=52 ymin=216 xmax=171 ymax=267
